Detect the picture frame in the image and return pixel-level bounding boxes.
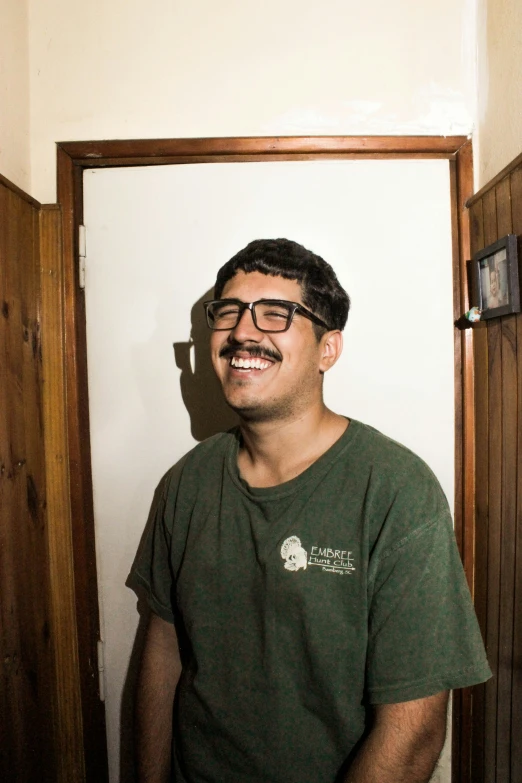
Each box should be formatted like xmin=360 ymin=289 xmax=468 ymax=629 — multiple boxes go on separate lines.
xmin=473 ymin=234 xmax=520 ymax=319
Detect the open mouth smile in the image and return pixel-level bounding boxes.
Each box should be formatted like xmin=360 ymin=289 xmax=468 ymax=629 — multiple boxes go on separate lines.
xmin=218 ymin=344 xmax=282 ymax=375
xmin=230 ymin=356 xmax=273 ymax=371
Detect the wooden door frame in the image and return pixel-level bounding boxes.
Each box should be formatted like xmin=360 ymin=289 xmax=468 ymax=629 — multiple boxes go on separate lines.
xmin=55 ymin=135 xmax=475 ymax=782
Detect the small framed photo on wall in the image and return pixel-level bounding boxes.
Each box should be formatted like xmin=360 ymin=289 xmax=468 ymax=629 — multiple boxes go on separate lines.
xmin=473 ymin=234 xmax=520 ymax=319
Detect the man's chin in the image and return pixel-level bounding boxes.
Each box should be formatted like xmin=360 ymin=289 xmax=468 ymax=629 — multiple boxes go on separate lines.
xmin=224 ymin=395 xmax=292 ymax=424
xmin=224 ymin=398 xmax=266 ymax=422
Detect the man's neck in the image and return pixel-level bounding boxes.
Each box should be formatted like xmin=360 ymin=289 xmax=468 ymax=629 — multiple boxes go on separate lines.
xmin=237 ymin=405 xmax=348 ymax=488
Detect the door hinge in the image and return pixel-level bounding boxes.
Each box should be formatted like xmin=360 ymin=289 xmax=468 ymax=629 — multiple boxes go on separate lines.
xmin=97 ymin=639 xmax=106 ymax=702
xmin=79 ymin=224 xmax=86 ymax=290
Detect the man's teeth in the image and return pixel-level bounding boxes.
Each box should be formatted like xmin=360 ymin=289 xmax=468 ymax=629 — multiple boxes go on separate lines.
xmin=230 ymin=356 xmax=272 ymax=370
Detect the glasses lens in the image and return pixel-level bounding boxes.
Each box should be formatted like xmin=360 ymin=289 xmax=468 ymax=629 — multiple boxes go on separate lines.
xmin=207 ymin=301 xmax=242 ymax=329
xmin=254 ymin=301 xmax=292 ymax=332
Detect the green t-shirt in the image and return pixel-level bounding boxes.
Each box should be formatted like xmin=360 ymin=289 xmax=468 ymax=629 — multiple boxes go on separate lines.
xmin=129 ymin=419 xmax=490 ymax=783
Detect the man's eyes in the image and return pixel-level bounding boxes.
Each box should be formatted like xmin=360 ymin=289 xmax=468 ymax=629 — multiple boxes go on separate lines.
xmin=216 ymin=307 xmax=240 ymax=317
xmin=211 ymin=302 xmax=292 ymax=324
xmin=259 ymin=305 xmax=291 ymax=319
xmin=262 ymin=310 xmax=289 ymax=319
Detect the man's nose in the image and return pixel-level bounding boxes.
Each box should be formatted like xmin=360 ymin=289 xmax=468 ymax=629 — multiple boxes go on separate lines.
xmin=229 ymin=306 xmax=262 ymax=341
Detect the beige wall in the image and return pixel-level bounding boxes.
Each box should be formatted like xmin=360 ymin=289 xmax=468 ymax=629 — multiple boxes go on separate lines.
xmin=12 ymin=0 xmax=522 ymax=200
xmin=0 ymin=0 xmax=30 ymax=192
xmin=27 ymin=0 xmax=477 ymax=203
xmin=476 ymin=0 xmax=522 ymax=187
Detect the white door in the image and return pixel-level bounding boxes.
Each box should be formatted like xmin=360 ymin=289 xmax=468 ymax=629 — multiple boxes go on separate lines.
xmin=83 ymin=159 xmax=455 ymax=782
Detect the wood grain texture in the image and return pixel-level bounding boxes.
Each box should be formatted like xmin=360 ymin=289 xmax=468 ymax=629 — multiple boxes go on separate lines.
xmin=40 ymin=206 xmax=86 ymax=782
xmin=56 ymin=149 xmax=109 ymax=782
xmin=50 ymin=151 xmax=463 ymax=169
xmin=450 ymin=160 xmax=463 ymax=550
xmin=450 ymin=142 xmax=475 ymax=783
xmin=482 ymin=189 xmax=498 ymax=247
xmin=513 ymin=314 xmax=522 ymax=783
xmin=495 ymin=182 xmax=515 ymax=782
xmin=510 ymin=163 xmax=522 ymax=783
xmin=0 ymin=184 xmax=56 ymax=782
xmin=496 ymin=313 xmax=517 ymax=781
xmin=485 ymin=316 xmax=502 ymax=782
xmin=482 ymin=187 xmax=501 ymax=782
xmin=455 ymin=141 xmax=475 ymax=584
xmin=468 ymin=155 xmax=522 ymax=782
xmin=57 ymin=134 xmax=468 ymax=165
xmin=469 ymin=198 xmax=487 ymax=783
xmin=0 ymin=171 xmax=41 ymax=208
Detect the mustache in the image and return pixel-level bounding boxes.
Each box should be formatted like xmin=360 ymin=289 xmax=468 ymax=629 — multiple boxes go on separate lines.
xmin=219 ymin=343 xmax=282 ymax=363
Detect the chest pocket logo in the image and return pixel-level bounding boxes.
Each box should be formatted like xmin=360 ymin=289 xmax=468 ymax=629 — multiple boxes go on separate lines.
xmin=281 ymin=536 xmax=308 ymax=572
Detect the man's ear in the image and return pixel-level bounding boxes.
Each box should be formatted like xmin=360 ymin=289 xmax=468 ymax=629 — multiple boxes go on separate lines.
xmin=318 ymin=330 xmax=343 ymax=373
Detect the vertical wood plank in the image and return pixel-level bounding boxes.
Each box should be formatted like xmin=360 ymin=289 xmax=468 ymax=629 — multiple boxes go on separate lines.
xmin=451 ymin=142 xmax=475 ymax=783
xmin=495 ymin=175 xmax=516 ymax=782
xmin=510 ymin=163 xmax=522 ymax=783
xmin=3 ymin=188 xmax=28 ymax=782
xmin=0 ymin=186 xmax=8 ymax=775
xmin=0 ymin=184 xmax=56 ymax=782
xmin=513 ymin=315 xmax=522 ymax=783
xmin=485 ymin=318 xmax=501 ymax=783
xmin=450 ymin=156 xmax=466 ymax=783
xmin=40 ymin=206 xmax=86 ymax=782
xmin=483 ymin=189 xmax=498 ymax=247
xmin=6 ymin=190 xmax=31 ymax=781
xmin=450 ymin=158 xmax=464 ymax=552
xmin=469 ymin=198 xmax=487 ymax=783
xmin=17 ymin=195 xmax=57 ymax=783
xmin=482 ymin=185 xmax=501 ymax=783
xmin=496 ymin=313 xmax=517 ymax=780
xmin=57 ymin=149 xmax=109 ymax=782
xmin=0 ymin=183 xmax=20 ymax=781
xmin=454 ymin=142 xmax=475 ymax=581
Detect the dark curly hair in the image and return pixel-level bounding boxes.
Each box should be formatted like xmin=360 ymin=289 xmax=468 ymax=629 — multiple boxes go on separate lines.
xmin=214 ymin=239 xmax=350 ymax=334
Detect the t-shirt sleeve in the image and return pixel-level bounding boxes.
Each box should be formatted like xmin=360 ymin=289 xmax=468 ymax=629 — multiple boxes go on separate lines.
xmin=127 ymin=467 xmax=181 ymax=624
xmin=366 ymin=498 xmax=491 ymax=704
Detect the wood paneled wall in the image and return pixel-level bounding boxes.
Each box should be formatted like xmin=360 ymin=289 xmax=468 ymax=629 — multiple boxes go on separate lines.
xmin=468 ymin=153 xmax=522 ymax=782
xmin=0 ymin=177 xmax=88 ymax=782
xmin=0 ymin=178 xmax=56 ymax=781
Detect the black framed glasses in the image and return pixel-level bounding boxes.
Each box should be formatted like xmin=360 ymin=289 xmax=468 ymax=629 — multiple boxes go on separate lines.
xmin=203 ymin=299 xmax=331 ymax=333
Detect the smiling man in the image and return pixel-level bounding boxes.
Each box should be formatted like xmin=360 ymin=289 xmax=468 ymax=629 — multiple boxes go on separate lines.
xmin=130 ymin=239 xmax=490 ymax=783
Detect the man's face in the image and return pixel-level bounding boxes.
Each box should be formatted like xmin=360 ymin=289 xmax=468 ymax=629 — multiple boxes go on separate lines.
xmin=210 ymin=271 xmax=334 ymax=423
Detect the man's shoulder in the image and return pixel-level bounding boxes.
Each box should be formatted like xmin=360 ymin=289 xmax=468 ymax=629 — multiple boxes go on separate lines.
xmin=161 ymin=429 xmax=237 ymax=493
xmin=183 ymin=428 xmax=237 ymax=464
xmin=349 ymin=421 xmax=453 ymax=559
xmin=350 ymin=419 xmax=438 ymax=483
